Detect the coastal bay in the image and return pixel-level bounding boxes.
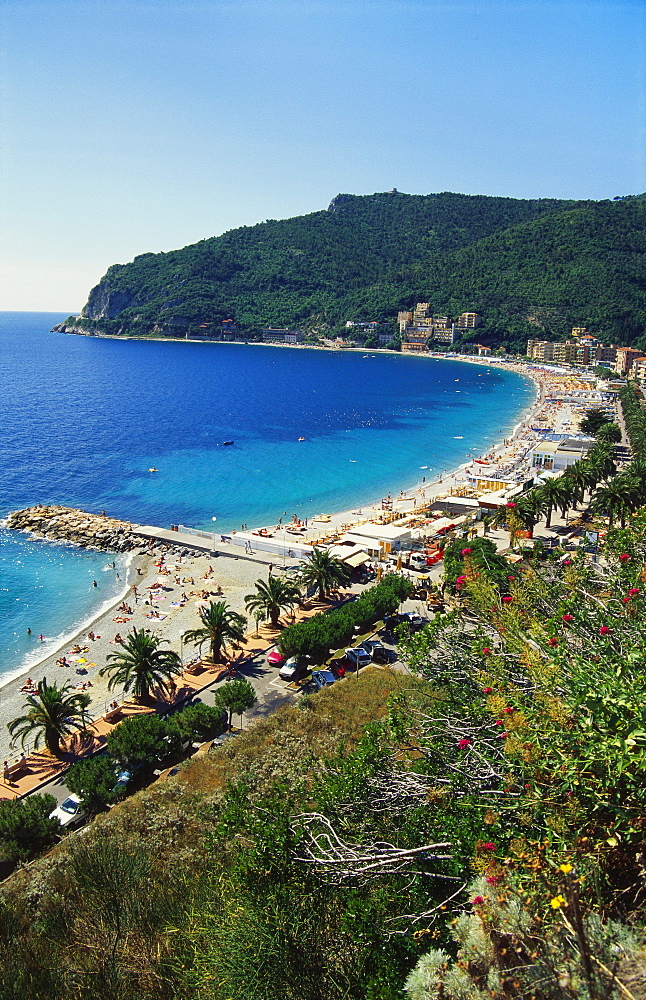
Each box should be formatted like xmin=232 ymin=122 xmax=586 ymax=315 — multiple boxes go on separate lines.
xmin=0 ymin=312 xmax=532 ymax=700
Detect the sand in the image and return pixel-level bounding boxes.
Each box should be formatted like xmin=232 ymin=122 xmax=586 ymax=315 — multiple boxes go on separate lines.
xmin=0 ymin=545 xmax=272 ymax=762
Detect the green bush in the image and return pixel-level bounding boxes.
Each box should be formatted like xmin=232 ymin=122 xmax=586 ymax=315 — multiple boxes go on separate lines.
xmin=66 ymin=754 xmax=125 ymax=814
xmin=0 ymin=794 xmax=59 ymax=872
xmin=277 ymin=575 xmax=413 ymax=659
xmin=106 ymin=714 xmax=183 ymax=770
xmin=168 ymin=702 xmax=227 ymax=740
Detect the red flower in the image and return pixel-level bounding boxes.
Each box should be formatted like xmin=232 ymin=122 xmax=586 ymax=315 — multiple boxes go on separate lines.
xmin=563 ymin=559 xmax=572 ymax=566
xmin=457 ymin=738 xmax=471 ymax=749
xmin=480 ymin=842 xmax=496 ymax=851
xmin=548 ymin=637 xmax=559 ymax=647
xmin=483 ymin=687 xmax=493 ymax=694
xmin=502 ymin=595 xmax=513 ymax=603
xmin=461 ymin=547 xmax=473 ymax=555
xmin=622 ymin=596 xmax=630 ymax=604
xmin=562 ymin=614 xmax=574 ymax=622
xmin=485 ymin=875 xmax=500 ymax=886
xmin=506 ymin=502 xmax=516 ymax=508
xmin=599 ymin=626 xmax=611 ymax=635
xmin=494 ymin=720 xmax=504 ymax=726
xmin=503 ymin=706 xmax=514 ymax=714
xmin=507 ymin=575 xmax=516 ymax=580
xmin=471 ymin=895 xmax=485 ymax=905
xmin=482 ymin=647 xmax=491 ymax=656
xmin=497 ymin=732 xmax=508 ymax=739
xmin=619 ymin=553 xmax=630 ymax=562
xmin=628 ymin=588 xmax=640 ymax=596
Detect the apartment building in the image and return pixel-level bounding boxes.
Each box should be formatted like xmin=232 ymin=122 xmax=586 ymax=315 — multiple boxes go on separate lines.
xmin=614 ymin=347 xmax=645 ymax=376
xmin=456 ymin=311 xmax=482 ymax=329
xmin=631 ymin=356 xmax=646 ymax=390
xmin=261 ymin=328 xmax=303 ymax=344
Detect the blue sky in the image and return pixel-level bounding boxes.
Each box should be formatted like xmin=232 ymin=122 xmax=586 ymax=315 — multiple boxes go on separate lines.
xmin=1 ymin=0 xmax=644 ymax=310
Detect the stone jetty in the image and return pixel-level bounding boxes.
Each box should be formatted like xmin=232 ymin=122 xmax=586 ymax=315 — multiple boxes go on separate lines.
xmin=5 ymin=505 xmax=142 ymax=552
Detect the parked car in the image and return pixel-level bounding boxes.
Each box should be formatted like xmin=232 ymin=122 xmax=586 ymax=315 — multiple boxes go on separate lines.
xmin=400 ymin=612 xmax=428 ymax=631
xmin=361 ymin=639 xmax=397 ymax=664
xmin=279 ymin=656 xmax=308 ymax=682
xmin=311 ymin=670 xmax=337 ymax=690
xmin=345 ymin=647 xmax=372 ymax=668
xmin=328 ymin=657 xmax=350 ymax=678
xmin=49 ymin=794 xmax=87 ymax=830
xmin=409 ymin=553 xmax=429 ymax=570
xmin=267 ymin=649 xmax=285 ymax=667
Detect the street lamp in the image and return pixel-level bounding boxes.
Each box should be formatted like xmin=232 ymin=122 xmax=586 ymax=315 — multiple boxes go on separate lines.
xmin=212 ymin=516 xmax=217 ymax=556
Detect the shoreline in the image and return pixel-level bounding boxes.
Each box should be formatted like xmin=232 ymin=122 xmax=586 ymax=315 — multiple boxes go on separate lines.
xmin=1 ymin=354 xmax=595 ymax=762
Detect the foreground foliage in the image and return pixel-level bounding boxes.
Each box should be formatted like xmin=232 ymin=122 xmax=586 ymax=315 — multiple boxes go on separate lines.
xmin=2 ymin=518 xmax=646 ymax=997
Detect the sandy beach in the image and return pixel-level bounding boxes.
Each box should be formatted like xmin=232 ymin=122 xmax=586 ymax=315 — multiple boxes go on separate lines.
xmin=0 ymin=544 xmax=273 ymax=762
xmin=0 ymin=354 xmax=612 ymax=764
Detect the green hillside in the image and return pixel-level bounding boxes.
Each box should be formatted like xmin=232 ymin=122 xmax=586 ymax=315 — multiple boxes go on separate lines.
xmin=57 ymin=191 xmax=646 ymax=350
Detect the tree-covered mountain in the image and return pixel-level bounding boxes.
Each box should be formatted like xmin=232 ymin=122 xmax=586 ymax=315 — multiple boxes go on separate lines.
xmin=57 ymin=191 xmax=646 ymax=351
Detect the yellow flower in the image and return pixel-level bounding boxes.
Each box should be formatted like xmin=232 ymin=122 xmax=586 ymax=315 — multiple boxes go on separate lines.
xmin=559 ymin=863 xmax=573 ymax=874
xmin=550 ymin=895 xmax=566 ymax=909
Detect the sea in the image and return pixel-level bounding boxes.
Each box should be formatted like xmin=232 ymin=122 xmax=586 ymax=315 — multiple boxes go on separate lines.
xmin=0 ymin=311 xmax=534 ymax=683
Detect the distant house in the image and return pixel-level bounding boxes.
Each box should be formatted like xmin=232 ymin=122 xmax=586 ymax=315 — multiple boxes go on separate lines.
xmin=261 ymin=328 xmax=303 ymax=344
xmin=474 ymin=344 xmax=491 ymax=357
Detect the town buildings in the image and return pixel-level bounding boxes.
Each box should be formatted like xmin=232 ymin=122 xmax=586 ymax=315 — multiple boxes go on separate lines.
xmin=261 ymin=328 xmax=303 ymax=344
xmin=526 ymin=328 xmax=624 ymax=367
xmin=397 ymin=304 xmax=481 ymax=352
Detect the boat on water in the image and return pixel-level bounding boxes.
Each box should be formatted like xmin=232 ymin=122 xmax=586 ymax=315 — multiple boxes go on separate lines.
xmin=223 ymin=441 xmax=234 ymax=446
xmin=148 ymin=467 xmax=158 ymax=472
xmin=298 ymin=436 xmax=306 ymax=441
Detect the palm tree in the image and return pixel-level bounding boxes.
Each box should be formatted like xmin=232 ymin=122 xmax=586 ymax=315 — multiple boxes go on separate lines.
xmin=8 ymin=678 xmax=91 ymax=755
xmin=298 ymin=548 xmax=351 ymax=600
xmin=590 ymin=475 xmax=640 ymax=528
xmin=595 ymin=422 xmax=622 ymax=445
xmin=99 ymin=628 xmax=182 ymax=701
xmin=183 ymin=600 xmax=247 ymax=663
xmin=588 ymin=444 xmax=616 ymax=484
xmin=244 ymin=575 xmax=301 ymax=628
xmin=537 ymin=477 xmax=571 ymax=528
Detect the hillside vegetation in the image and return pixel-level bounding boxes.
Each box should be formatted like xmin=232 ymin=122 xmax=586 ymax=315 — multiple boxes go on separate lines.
xmin=57 ymin=190 xmax=646 ymax=352
xmin=3 ymin=513 xmax=646 ymax=999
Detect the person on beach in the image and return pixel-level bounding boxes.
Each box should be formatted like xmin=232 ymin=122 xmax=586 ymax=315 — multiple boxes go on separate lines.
xmin=3 ymin=761 xmax=10 ymax=783
xmin=38 ymin=634 xmax=45 ymax=642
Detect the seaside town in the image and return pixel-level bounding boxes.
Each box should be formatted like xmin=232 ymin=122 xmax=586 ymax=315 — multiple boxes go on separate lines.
xmin=0 ymin=314 xmax=632 ymax=797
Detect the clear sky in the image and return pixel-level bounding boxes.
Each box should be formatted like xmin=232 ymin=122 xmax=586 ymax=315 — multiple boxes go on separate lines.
xmin=0 ymin=0 xmax=644 ymax=311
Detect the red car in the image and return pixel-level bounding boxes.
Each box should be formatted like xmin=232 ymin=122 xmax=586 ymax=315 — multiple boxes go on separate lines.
xmin=267 ymin=650 xmax=285 ymax=666
xmin=328 ymin=657 xmax=350 ymax=678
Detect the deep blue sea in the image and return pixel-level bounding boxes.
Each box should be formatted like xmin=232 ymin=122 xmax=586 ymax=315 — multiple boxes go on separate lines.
xmin=0 ymin=311 xmax=533 ymax=681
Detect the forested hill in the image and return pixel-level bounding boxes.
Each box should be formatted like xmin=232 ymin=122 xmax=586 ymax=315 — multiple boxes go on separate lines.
xmin=57 ymin=191 xmax=646 ymax=350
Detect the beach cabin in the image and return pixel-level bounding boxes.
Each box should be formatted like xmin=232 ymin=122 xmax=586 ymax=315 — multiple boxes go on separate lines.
xmin=530 ymin=437 xmax=594 ymax=473
xmin=341 ymin=523 xmax=412 ymax=558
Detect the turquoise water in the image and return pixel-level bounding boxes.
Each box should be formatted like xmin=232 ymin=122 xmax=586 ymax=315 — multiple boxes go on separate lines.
xmin=0 ymin=312 xmax=534 ymax=680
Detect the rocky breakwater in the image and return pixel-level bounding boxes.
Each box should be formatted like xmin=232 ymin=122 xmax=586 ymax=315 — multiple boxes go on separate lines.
xmin=6 ymin=505 xmax=143 ymax=553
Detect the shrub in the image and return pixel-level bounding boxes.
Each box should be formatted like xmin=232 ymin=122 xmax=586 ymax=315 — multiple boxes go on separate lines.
xmin=106 ymin=713 xmax=183 ymax=770
xmin=0 ymin=794 xmax=59 ymax=873
xmin=168 ymin=702 xmax=227 ymax=740
xmin=66 ymin=754 xmax=125 ymax=814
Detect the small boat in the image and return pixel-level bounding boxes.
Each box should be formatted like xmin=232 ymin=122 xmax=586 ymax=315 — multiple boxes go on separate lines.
xmin=298 ymin=436 xmax=306 ymax=441
xmin=148 ymin=467 xmax=158 ymax=472
xmin=223 ymin=441 xmax=234 ymax=446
